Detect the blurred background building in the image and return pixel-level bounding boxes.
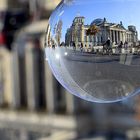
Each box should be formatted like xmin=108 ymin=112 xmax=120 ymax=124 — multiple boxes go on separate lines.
xmin=1 ymin=0 xmax=140 ymax=140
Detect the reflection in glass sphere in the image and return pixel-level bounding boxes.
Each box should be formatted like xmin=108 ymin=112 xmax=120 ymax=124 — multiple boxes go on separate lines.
xmin=45 ymin=0 xmax=140 ymax=103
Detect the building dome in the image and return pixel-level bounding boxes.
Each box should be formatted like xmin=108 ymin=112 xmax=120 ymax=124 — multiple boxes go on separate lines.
xmin=90 ymin=18 xmax=104 ymax=26
xmin=128 ymin=25 xmax=136 ymax=32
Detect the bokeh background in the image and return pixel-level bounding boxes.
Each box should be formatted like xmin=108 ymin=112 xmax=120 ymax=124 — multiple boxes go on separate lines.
xmin=0 ymin=0 xmax=140 ymax=140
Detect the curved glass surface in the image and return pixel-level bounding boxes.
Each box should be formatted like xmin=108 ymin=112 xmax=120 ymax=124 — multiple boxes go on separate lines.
xmin=45 ymin=0 xmax=140 ymax=103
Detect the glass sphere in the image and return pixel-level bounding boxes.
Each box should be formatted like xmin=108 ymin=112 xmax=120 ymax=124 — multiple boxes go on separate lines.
xmin=45 ymin=0 xmax=140 ymax=103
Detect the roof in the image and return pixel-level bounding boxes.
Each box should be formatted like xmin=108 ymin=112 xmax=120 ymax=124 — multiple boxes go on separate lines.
xmin=91 ymin=18 xmax=126 ymax=30
xmin=91 ymin=18 xmax=104 ymax=26
xmin=110 ymin=24 xmax=126 ymax=30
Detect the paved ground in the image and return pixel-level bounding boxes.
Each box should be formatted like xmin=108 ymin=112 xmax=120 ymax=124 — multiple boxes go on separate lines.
xmin=55 ymin=47 xmax=140 ymax=102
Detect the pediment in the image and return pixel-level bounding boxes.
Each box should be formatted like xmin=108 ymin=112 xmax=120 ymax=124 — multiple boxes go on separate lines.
xmin=110 ymin=24 xmax=126 ymax=30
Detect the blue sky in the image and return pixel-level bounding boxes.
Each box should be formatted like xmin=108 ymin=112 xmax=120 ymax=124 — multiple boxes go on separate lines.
xmin=50 ymin=0 xmax=140 ymax=41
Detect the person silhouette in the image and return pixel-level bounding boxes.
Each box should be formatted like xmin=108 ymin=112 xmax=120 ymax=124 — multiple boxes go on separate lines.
xmin=73 ymin=42 xmax=76 ymax=51
xmin=80 ymin=42 xmax=83 ymax=52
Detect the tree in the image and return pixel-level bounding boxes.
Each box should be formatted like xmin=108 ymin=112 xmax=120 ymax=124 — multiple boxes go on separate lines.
xmin=55 ymin=20 xmax=63 ymax=45
xmin=86 ymin=24 xmax=100 ymax=36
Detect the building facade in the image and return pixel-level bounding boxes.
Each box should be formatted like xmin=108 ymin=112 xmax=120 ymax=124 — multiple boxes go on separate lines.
xmin=65 ymin=16 xmax=138 ymax=48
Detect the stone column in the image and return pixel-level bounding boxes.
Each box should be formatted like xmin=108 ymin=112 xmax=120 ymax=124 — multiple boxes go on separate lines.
xmin=119 ymin=31 xmax=122 ymax=42
xmin=122 ymin=32 xmax=124 ymax=42
xmin=92 ymin=36 xmax=94 ymax=46
xmin=125 ymin=33 xmax=127 ymax=42
xmin=124 ymin=33 xmax=126 ymax=42
xmin=113 ymin=30 xmax=116 ymax=44
xmin=116 ymin=31 xmax=119 ymax=44
xmin=81 ymin=26 xmax=85 ymax=42
xmin=110 ymin=30 xmax=112 ymax=41
xmin=111 ymin=30 xmax=113 ymax=42
xmin=118 ymin=31 xmax=120 ymax=42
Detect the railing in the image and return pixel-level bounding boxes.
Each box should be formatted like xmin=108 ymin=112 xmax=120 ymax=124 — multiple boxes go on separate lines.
xmin=0 ymin=45 xmax=91 ymax=114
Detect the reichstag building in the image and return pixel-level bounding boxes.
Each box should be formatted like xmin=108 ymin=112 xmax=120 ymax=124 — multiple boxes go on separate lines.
xmin=65 ymin=16 xmax=138 ymax=48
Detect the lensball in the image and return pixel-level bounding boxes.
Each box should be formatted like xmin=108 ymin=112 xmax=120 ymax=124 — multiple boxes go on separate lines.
xmin=45 ymin=0 xmax=140 ymax=103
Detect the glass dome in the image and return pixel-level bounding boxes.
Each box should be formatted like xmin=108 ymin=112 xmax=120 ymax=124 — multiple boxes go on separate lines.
xmin=45 ymin=0 xmax=140 ymax=103
xmin=91 ymin=19 xmax=104 ymax=26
